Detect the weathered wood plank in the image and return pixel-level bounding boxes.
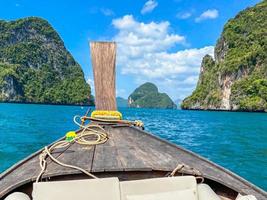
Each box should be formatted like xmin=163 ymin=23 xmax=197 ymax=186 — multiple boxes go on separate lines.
xmin=0 ymin=155 xmax=40 ymax=198
xmin=110 ymin=127 xmax=181 ymax=171
xmin=128 ymin=127 xmax=267 ymax=200
xmin=43 ymin=142 xmax=95 ymax=177
xmin=0 ymin=126 xmax=266 ymax=200
xmin=105 ymin=127 xmax=151 ymax=171
xmin=0 ymin=137 xmax=68 ymax=198
xmin=91 ymin=127 xmax=126 ymax=172
xmin=90 ymin=42 xmax=117 ymax=111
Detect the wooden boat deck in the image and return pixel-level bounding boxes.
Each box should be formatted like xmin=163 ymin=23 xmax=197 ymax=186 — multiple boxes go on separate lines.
xmin=0 ymin=126 xmax=266 ymax=199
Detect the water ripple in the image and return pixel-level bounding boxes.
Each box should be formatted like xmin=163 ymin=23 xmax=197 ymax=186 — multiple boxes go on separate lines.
xmin=0 ymin=104 xmax=266 ymax=190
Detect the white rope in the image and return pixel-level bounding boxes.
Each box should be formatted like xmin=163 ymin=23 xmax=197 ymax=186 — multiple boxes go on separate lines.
xmin=36 ymin=116 xmax=108 ymax=182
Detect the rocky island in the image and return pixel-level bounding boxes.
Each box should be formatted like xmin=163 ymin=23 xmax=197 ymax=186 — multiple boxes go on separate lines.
xmin=128 ymin=82 xmax=177 ymax=109
xmin=0 ymin=17 xmax=92 ymax=105
xmin=182 ymin=1 xmax=267 ymax=112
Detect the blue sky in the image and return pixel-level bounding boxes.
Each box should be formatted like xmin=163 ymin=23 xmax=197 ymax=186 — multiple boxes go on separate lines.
xmin=0 ymin=0 xmax=261 ymax=100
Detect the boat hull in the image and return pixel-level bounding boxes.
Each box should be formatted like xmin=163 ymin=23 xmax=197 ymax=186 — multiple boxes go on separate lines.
xmin=0 ymin=126 xmax=266 ymax=200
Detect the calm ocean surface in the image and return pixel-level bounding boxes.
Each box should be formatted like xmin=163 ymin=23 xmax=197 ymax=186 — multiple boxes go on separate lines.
xmin=0 ymin=103 xmax=266 ymax=190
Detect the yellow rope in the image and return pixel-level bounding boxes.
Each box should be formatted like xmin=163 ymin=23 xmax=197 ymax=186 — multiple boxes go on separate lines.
xmin=36 ymin=122 xmax=108 ymax=182
xmin=36 ymin=114 xmax=143 ymax=182
xmin=37 ymin=113 xmax=204 ymax=185
xmin=91 ymin=110 xmax=122 ymax=120
xmin=85 ymin=116 xmax=144 ymax=128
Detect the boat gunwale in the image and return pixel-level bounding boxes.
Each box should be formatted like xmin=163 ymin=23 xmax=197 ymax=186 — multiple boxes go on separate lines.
xmin=0 ymin=136 xmax=65 ymax=179
xmin=130 ymin=126 xmax=267 ymax=196
xmin=0 ymin=125 xmax=266 ymax=198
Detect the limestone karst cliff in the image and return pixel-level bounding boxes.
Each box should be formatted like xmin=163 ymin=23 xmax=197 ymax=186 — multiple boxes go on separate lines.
xmin=0 ymin=17 xmax=93 ymax=105
xmin=128 ymin=82 xmax=177 ymax=109
xmin=182 ymin=1 xmax=267 ymax=112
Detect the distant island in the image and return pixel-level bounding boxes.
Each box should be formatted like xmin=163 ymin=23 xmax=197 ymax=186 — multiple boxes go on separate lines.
xmin=182 ymin=1 xmax=267 ymax=112
xmin=128 ymin=82 xmax=177 ymax=109
xmin=0 ymin=17 xmax=93 ymax=105
xmin=116 ymin=97 xmax=128 ymax=107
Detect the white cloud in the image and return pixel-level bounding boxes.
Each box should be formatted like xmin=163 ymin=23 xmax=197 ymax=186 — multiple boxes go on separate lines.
xmin=195 ymin=9 xmax=219 ymax=22
xmin=112 ymin=15 xmax=185 ymax=58
xmin=176 ymin=12 xmax=192 ymax=19
xmin=141 ymin=0 xmax=158 ymax=14
xmin=86 ymin=77 xmax=95 ymax=94
xmin=120 ymin=47 xmax=214 ymax=79
xmin=112 ymin=15 xmax=214 ymax=99
xmin=100 ymin=8 xmax=115 ymax=16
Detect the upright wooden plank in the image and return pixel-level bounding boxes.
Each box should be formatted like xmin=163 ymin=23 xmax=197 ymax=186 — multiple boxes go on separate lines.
xmin=90 ymin=42 xmax=117 ymax=111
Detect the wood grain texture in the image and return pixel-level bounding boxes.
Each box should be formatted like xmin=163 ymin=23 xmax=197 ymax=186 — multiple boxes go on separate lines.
xmin=0 ymin=126 xmax=267 ymax=199
xmin=90 ymin=42 xmax=117 ymax=111
xmin=43 ymin=143 xmax=95 ymax=177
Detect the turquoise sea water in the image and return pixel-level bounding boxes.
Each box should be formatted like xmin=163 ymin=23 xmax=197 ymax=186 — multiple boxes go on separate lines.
xmin=0 ymin=103 xmax=266 ymax=190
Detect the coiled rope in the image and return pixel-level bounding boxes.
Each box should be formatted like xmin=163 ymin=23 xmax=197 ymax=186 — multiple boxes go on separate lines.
xmin=36 ymin=116 xmax=108 ymax=182
xmin=82 ymin=116 xmax=144 ymax=128
xmin=36 ymin=113 xmax=203 ymax=184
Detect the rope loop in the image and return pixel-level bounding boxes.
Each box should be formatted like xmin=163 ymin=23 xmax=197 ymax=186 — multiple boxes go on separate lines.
xmin=36 ymin=116 xmax=108 ymax=182
xmin=168 ymin=163 xmax=204 ymax=183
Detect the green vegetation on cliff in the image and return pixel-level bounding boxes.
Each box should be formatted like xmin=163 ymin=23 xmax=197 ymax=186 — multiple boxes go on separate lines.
xmin=182 ymin=1 xmax=267 ymax=112
xmin=182 ymin=55 xmax=221 ymax=109
xmin=128 ymin=82 xmax=177 ymax=109
xmin=0 ymin=17 xmax=93 ymax=105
